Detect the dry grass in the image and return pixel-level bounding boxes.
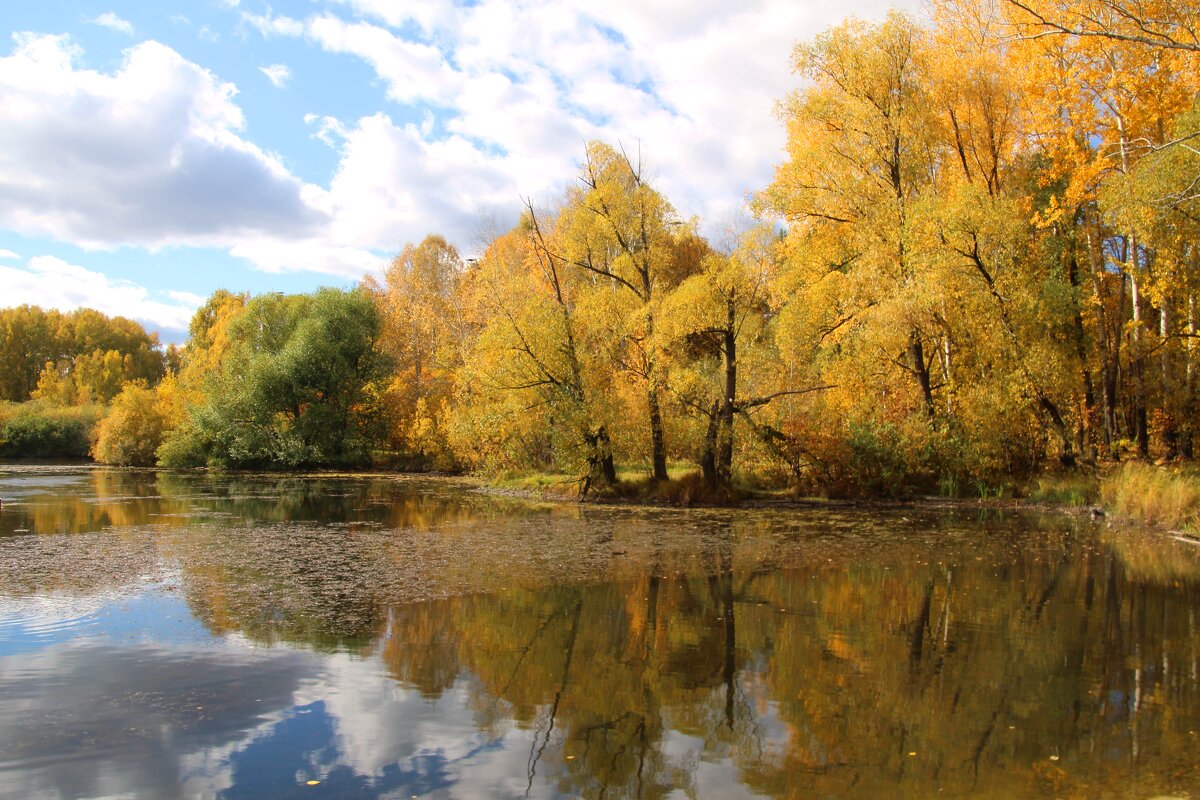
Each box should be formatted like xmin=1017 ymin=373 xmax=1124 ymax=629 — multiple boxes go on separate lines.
xmin=1025 ymin=473 xmax=1100 ymax=507
xmin=1101 ymin=463 xmax=1200 ymax=532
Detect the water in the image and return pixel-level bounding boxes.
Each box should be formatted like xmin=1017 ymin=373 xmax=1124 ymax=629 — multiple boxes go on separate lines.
xmin=1 ymin=466 xmax=1199 ymax=799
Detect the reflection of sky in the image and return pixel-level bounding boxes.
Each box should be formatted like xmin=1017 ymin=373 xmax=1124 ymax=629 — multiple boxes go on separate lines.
xmin=0 ymin=587 xmax=213 ymax=656
xmin=2 ymin=579 xmax=759 ymax=800
xmin=0 ymin=639 xmax=314 ymax=800
xmin=0 ymin=588 xmax=603 ymax=800
xmin=0 ymin=473 xmax=89 ymax=495
xmin=6 ymin=468 xmax=1199 ymax=798
xmin=0 ymin=626 xmax=584 ymax=800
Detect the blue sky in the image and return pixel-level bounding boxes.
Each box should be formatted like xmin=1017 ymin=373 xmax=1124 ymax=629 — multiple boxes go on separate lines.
xmin=0 ymin=0 xmax=903 ymax=342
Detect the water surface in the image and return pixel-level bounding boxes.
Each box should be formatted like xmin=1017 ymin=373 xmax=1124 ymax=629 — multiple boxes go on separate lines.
xmin=2 ymin=466 xmax=1199 ymax=799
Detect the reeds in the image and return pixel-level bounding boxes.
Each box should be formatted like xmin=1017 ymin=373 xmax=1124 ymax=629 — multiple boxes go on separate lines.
xmin=1101 ymin=463 xmax=1200 ymax=532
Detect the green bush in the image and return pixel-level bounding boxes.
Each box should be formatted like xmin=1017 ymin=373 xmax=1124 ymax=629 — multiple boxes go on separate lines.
xmin=0 ymin=403 xmax=104 ymax=459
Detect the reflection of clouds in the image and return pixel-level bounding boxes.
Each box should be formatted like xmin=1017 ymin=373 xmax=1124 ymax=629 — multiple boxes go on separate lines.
xmin=0 ymin=630 xmax=572 ymax=800
xmin=0 ymin=641 xmax=313 ymax=800
xmin=0 ymin=583 xmax=214 ymax=656
xmin=302 ymin=653 xmax=549 ymax=798
xmin=2 ymin=621 xmax=808 ymax=799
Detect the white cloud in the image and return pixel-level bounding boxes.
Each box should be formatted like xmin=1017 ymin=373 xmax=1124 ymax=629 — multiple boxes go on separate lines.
xmin=328 ymin=0 xmax=455 ymax=35
xmin=0 ymin=34 xmax=325 ymax=250
xmin=0 ymin=0 xmax=917 ymax=286
xmin=0 ymin=255 xmax=202 ymax=333
xmin=91 ymin=12 xmax=133 ymax=36
xmin=0 ymin=249 xmax=20 ymax=260
xmin=258 ymin=63 xmax=291 ymax=87
xmin=0 ymin=34 xmax=394 ymax=278
xmin=244 ymin=0 xmax=912 ymax=249
xmin=166 ymin=290 xmax=207 ymax=306
xmin=239 ymin=10 xmax=304 ymax=38
xmin=321 ymin=113 xmax=518 ymax=254
xmin=304 ymin=114 xmax=349 ymax=147
xmin=305 ymin=15 xmax=459 ymax=105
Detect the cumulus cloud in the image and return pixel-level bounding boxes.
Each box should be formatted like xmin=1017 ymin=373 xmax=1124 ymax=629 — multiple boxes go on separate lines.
xmin=0 ymin=255 xmax=203 ymax=334
xmin=323 ymin=114 xmax=518 ymax=251
xmin=248 ymin=0 xmax=911 ymax=244
xmin=0 ymin=33 xmax=327 ymax=252
xmin=306 ymin=15 xmax=460 ymax=105
xmin=0 ymin=1 xmax=912 ymax=283
xmin=91 ymin=12 xmax=133 ymax=36
xmin=258 ymin=62 xmax=291 ymax=87
xmin=304 ymin=113 xmax=349 ymax=147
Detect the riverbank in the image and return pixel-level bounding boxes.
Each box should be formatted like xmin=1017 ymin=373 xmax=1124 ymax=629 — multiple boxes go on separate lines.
xmin=6 ymin=458 xmax=1199 ymax=540
xmin=485 ymin=463 xmax=1200 ymax=539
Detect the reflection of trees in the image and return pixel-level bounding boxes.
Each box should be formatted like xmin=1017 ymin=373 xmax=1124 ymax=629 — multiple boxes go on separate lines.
xmin=733 ymin=533 xmax=1200 ymax=799
xmin=14 ymin=470 xmax=175 ymax=534
xmin=375 ymin=520 xmax=1200 ymax=799
xmin=10 ymin=467 xmax=1200 ymax=798
xmin=6 ymin=468 xmax=550 ymax=536
xmin=154 ymin=471 xmax=545 ymax=530
xmin=374 ymin=526 xmax=767 ymax=799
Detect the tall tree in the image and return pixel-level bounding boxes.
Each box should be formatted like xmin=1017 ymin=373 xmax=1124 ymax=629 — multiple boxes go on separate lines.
xmin=163 ymin=289 xmax=387 ymax=468
xmin=556 ymin=142 xmax=682 ymax=481
xmin=364 ymin=235 xmax=466 ymax=465
xmin=761 ymin=11 xmax=943 ymax=420
xmin=448 ymin=215 xmax=619 ymax=492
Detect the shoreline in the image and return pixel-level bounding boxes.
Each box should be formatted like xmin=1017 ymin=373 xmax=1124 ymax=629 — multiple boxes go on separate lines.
xmin=6 ymin=461 xmax=1200 ymax=543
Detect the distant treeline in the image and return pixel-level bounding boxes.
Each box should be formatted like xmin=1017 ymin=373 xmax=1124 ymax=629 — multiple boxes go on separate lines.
xmin=4 ymin=0 xmax=1200 ymax=497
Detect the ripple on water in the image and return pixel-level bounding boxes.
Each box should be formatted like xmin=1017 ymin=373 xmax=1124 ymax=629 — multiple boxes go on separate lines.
xmin=0 ymin=594 xmax=110 ymax=654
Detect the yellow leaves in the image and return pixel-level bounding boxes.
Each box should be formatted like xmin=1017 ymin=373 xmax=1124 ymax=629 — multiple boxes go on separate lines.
xmin=91 ymin=381 xmax=167 ymax=466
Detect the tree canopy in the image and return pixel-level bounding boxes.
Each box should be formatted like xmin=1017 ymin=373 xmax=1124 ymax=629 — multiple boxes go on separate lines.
xmin=6 ymin=0 xmax=1200 ymax=494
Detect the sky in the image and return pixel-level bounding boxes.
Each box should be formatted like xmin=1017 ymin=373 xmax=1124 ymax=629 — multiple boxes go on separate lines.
xmin=0 ymin=0 xmax=907 ymax=343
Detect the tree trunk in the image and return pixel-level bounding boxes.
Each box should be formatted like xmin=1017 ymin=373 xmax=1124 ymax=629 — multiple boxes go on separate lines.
xmin=643 ymin=292 xmax=670 ymax=481
xmin=700 ymin=401 xmax=720 ymax=487
xmin=1067 ymin=243 xmax=1097 ymax=460
xmin=647 ymin=385 xmax=669 ymax=481
xmin=1185 ymin=294 xmax=1197 ymax=458
xmin=581 ymin=425 xmax=617 ymax=497
xmin=1087 ymin=224 xmax=1119 ymax=454
xmin=1117 ymin=124 xmax=1149 ymax=458
xmin=716 ymin=300 xmax=737 ymax=486
xmin=1130 ymin=257 xmax=1150 ymax=458
xmin=909 ymin=331 xmax=935 ymax=417
xmin=1162 ymin=299 xmax=1179 ymax=458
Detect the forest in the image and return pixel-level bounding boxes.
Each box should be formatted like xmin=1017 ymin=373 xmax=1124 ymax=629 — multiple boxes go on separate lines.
xmin=2 ymin=0 xmax=1199 ymax=499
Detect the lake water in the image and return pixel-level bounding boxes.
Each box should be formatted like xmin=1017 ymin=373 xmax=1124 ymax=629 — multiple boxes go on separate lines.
xmin=1 ymin=466 xmax=1199 ymax=799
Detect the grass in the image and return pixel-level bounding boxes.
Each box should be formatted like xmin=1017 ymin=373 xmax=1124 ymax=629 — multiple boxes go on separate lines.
xmin=489 ymin=464 xmax=746 ymax=505
xmin=1100 ymin=463 xmax=1200 ymax=532
xmin=490 ymin=461 xmax=1200 ymax=524
xmin=1025 ymin=473 xmax=1100 ymax=507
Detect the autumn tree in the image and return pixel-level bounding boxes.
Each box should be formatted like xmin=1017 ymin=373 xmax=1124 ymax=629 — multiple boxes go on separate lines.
xmin=555 ymin=141 xmax=684 ymax=481
xmin=363 ymin=235 xmax=465 ymax=467
xmin=761 ymin=12 xmax=944 ymax=423
xmin=447 ymin=214 xmax=620 ymax=492
xmin=92 ymin=382 xmax=167 ymax=466
xmin=0 ymin=306 xmax=164 ymax=404
xmin=659 ymin=225 xmax=822 ymax=488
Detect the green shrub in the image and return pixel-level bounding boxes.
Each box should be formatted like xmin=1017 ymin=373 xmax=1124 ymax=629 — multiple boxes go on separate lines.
xmin=0 ymin=403 xmax=104 ymax=459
